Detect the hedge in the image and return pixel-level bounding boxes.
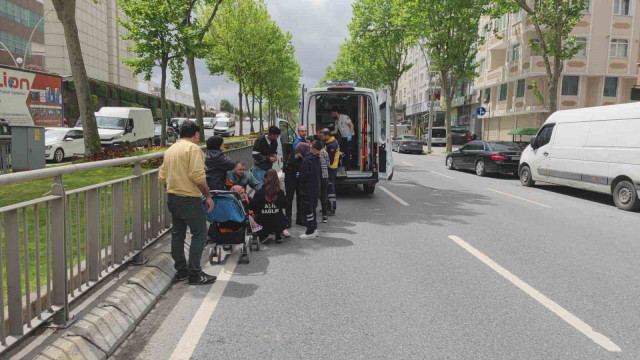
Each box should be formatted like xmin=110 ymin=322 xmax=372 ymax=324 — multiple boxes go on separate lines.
xmin=121 ymin=89 xmax=135 ymax=102
xmin=95 ymin=83 xmax=107 ymax=98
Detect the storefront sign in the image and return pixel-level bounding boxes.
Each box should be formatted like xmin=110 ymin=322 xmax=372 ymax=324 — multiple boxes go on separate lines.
xmin=406 ymin=100 xmax=442 ymax=116
xmin=0 ymin=65 xmax=64 ymax=127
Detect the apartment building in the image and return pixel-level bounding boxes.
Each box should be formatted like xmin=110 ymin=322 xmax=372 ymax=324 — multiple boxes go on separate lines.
xmin=0 ymin=0 xmax=45 ymax=70
xmin=396 ymin=46 xmax=446 ymax=131
xmin=43 ymin=0 xmax=137 ymax=89
xmin=475 ymin=0 xmax=640 ymax=141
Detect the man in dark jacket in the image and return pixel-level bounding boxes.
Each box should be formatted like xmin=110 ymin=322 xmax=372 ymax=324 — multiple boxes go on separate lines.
xmin=284 ymin=141 xmax=304 ymax=227
xmin=252 ymin=126 xmax=281 ymax=189
xmin=299 ymin=141 xmax=322 ymax=239
xmin=205 ymin=135 xmax=235 ymax=191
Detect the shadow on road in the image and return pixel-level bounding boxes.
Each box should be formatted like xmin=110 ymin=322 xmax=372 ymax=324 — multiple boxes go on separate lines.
xmin=534 ymin=184 xmax=616 ymax=208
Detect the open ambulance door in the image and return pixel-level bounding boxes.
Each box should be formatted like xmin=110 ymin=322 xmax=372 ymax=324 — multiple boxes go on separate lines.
xmin=377 ymin=88 xmax=394 ymax=180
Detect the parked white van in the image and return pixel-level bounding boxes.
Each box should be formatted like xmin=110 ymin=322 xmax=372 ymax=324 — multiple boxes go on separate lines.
xmin=519 ymin=102 xmax=640 ymax=211
xmin=214 ymin=116 xmax=236 ymax=137
xmin=79 ymin=107 xmax=155 ymax=148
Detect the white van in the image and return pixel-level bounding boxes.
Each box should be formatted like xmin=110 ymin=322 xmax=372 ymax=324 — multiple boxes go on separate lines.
xmin=519 ymin=102 xmax=640 ymax=211
xmin=421 ymin=127 xmax=447 ymax=145
xmin=280 ymin=82 xmax=394 ymax=194
xmin=214 ymin=116 xmax=236 ymax=137
xmin=85 ymin=107 xmax=155 ymax=148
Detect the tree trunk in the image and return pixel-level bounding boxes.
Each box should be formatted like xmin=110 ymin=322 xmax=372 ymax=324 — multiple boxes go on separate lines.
xmin=238 ymin=83 xmax=243 ymax=136
xmin=251 ymin=95 xmax=256 ymax=134
xmin=51 ymin=0 xmax=101 ymax=155
xmin=389 ymin=84 xmax=398 ymax=139
xmin=160 ymin=56 xmax=168 ymax=146
xmin=244 ymin=93 xmax=253 ymax=134
xmin=187 ymin=57 xmax=205 ymax=142
xmin=445 ymin=95 xmax=453 ymax=152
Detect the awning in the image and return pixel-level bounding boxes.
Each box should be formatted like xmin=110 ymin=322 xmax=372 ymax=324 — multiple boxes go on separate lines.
xmin=509 ymin=128 xmax=539 ymax=136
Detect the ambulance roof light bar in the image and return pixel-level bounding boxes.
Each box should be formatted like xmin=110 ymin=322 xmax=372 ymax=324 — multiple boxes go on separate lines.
xmin=323 ymin=80 xmax=357 ymax=90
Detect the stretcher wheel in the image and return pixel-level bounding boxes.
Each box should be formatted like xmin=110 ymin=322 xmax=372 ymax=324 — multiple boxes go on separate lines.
xmin=208 ymin=245 xmax=217 ymax=265
xmin=217 ymin=246 xmax=223 ymax=264
xmin=241 ymin=243 xmax=250 ymax=264
xmin=252 ymin=234 xmax=260 ymax=251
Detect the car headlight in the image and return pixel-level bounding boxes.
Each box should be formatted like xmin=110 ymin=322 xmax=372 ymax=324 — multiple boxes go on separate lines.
xmin=114 ymin=133 xmax=124 ymax=139
xmin=45 ymin=145 xmax=52 ymax=150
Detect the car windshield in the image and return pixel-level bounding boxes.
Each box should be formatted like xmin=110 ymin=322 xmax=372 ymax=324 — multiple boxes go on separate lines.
xmin=489 ymin=142 xmax=521 ymax=152
xmin=431 ymin=129 xmax=446 ymax=138
xmin=402 ymin=136 xmax=417 ymax=140
xmin=96 ymin=116 xmax=127 ymax=130
xmin=217 ymin=121 xmax=228 ymax=127
xmin=45 ymin=129 xmax=67 ymax=141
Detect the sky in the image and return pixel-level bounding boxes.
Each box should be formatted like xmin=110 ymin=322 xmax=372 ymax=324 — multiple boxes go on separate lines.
xmin=154 ymin=0 xmax=354 ymax=109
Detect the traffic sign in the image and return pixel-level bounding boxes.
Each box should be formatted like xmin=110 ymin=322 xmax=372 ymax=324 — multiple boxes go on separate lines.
xmin=477 ymin=107 xmax=487 ymax=116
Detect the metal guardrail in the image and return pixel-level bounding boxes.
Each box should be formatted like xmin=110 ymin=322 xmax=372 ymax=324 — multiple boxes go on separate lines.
xmin=0 ymin=140 xmax=10 ymax=174
xmin=0 ymin=139 xmax=254 ymax=354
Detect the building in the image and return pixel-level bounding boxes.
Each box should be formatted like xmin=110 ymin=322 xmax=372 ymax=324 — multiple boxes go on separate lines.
xmin=396 ymin=45 xmax=446 ymax=136
xmin=475 ymin=0 xmax=640 ymax=141
xmin=138 ymin=80 xmax=195 ymax=108
xmin=43 ymin=0 xmax=137 ymax=90
xmin=0 ymin=0 xmax=46 ymax=70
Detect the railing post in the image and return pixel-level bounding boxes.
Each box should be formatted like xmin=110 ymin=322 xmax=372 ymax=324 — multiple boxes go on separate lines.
xmin=132 ymin=161 xmax=147 ymax=264
xmin=85 ymin=189 xmax=100 ymax=281
xmin=4 ymin=210 xmax=23 ymax=336
xmin=51 ymin=176 xmax=73 ymax=327
xmin=163 ymin=186 xmax=172 ymax=229
xmin=112 ymin=182 xmax=126 ymax=264
xmin=150 ymin=172 xmax=159 ymax=237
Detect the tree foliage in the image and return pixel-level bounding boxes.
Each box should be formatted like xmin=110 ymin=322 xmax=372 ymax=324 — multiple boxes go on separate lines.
xmin=219 ymin=99 xmax=236 ymax=113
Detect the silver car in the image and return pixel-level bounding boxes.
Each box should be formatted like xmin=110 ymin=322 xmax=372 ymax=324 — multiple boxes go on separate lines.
xmin=392 ymin=135 xmax=424 ymax=154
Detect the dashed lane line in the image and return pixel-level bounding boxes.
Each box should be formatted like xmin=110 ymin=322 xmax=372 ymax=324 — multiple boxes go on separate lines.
xmin=487 ymin=188 xmax=552 ymax=209
xmin=448 ymin=235 xmax=621 ymax=353
xmin=402 ymin=161 xmax=416 ymax=167
xmin=429 ymin=171 xmax=454 ymax=179
xmin=169 ymin=251 xmax=240 ymax=360
xmin=379 ymin=186 xmax=410 ymax=206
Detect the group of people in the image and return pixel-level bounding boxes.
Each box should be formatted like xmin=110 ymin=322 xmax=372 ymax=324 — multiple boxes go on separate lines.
xmin=159 ymin=114 xmax=350 ymax=285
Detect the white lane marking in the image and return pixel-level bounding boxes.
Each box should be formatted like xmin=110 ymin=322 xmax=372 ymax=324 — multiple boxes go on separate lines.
xmin=487 ymin=188 xmax=552 ymax=209
xmin=169 ymin=251 xmax=240 ymax=360
xmin=379 ymin=186 xmax=410 ymax=206
xmin=429 ymin=171 xmax=454 ymax=179
xmin=402 ymin=161 xmax=416 ymax=167
xmin=448 ymin=235 xmax=621 ymax=353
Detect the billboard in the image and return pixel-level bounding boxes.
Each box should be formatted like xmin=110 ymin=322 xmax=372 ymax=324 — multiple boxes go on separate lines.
xmin=0 ymin=65 xmax=64 ymax=127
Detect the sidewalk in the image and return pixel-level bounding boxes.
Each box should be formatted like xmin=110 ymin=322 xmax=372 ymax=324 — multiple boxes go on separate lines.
xmin=424 ymin=146 xmax=459 ymax=157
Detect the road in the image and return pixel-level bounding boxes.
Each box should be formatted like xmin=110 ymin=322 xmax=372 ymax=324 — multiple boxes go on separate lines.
xmin=114 ymin=152 xmax=640 ymax=359
xmin=204 ymin=119 xmax=265 ymax=138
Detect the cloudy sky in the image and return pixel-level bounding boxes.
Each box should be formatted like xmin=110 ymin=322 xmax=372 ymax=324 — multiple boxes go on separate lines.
xmin=159 ymin=0 xmax=355 ymax=108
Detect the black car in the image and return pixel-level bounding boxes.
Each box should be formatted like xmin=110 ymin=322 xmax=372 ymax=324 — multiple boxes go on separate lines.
xmin=445 ymin=141 xmax=522 ymax=176
xmin=153 ymin=125 xmax=177 ymax=146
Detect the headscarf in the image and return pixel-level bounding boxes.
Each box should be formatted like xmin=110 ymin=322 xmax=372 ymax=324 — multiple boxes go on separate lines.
xmin=295 ymin=142 xmax=311 ymax=158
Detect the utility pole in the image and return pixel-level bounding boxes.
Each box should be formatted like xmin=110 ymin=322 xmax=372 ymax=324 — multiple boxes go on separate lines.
xmin=417 ymin=40 xmax=434 ymax=154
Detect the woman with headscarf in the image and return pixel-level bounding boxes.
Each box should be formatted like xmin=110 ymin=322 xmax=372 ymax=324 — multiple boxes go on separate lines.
xmin=249 ymin=169 xmax=287 ymax=244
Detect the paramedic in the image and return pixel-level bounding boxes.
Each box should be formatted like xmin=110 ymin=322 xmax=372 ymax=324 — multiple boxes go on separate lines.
xmin=252 ymin=126 xmax=281 ymax=190
xmin=321 ymin=128 xmax=340 ymax=215
xmin=330 ymin=107 xmax=354 ymax=168
xmin=159 ymin=120 xmax=216 ymax=285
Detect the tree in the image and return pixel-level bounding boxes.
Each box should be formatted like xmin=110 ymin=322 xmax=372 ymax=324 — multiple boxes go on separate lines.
xmin=398 ymin=0 xmax=488 ymax=152
xmin=348 ymin=0 xmax=412 ymax=138
xmin=320 ymin=39 xmax=382 ymax=89
xmin=184 ymin=0 xmax=223 ymax=142
xmin=492 ymin=0 xmax=588 ymax=115
xmin=119 ymin=0 xmax=188 ymax=146
xmin=50 ymin=0 xmax=101 ymax=155
xmin=219 ymin=99 xmax=235 ymax=113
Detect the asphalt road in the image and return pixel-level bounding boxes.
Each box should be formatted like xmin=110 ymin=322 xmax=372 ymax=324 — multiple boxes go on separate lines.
xmin=204 ymin=119 xmax=265 ymax=138
xmin=114 ymin=152 xmax=640 ymax=359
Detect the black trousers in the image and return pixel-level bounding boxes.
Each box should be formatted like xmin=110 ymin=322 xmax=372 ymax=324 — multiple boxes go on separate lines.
xmin=167 ymin=194 xmax=207 ymax=274
xmin=284 ymin=172 xmax=302 ymax=224
xmin=305 ymin=196 xmax=318 ymax=234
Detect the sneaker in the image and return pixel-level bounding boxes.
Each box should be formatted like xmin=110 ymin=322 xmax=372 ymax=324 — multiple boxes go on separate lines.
xmin=188 ymin=271 xmax=217 ymax=285
xmin=275 ymin=234 xmax=284 ymax=244
xmin=174 ymin=270 xmax=189 ymax=283
xmin=282 ymin=230 xmax=291 ymax=238
xmin=322 ymin=216 xmax=328 ymax=223
xmin=300 ymin=230 xmax=318 ymax=240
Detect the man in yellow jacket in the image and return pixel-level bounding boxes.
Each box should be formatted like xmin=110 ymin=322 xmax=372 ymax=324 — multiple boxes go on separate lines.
xmin=321 ymin=128 xmax=340 ymax=215
xmin=159 ymin=120 xmax=216 ymax=285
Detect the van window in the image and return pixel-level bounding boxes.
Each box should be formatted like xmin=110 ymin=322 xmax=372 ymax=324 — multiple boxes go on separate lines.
xmin=536 ymin=125 xmax=554 ymax=147
xmin=553 ymin=122 xmax=587 ymax=148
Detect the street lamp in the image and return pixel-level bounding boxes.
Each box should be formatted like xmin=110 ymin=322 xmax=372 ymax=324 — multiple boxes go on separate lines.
xmin=22 ymin=9 xmax=55 ymax=69
xmin=0 ymin=41 xmax=19 ymax=67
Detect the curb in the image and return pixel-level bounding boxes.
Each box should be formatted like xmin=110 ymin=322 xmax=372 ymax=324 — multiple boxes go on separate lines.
xmin=33 ymin=253 xmax=176 ymax=360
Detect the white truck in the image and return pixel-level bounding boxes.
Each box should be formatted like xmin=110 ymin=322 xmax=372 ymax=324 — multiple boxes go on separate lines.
xmin=76 ymin=107 xmax=155 ymax=148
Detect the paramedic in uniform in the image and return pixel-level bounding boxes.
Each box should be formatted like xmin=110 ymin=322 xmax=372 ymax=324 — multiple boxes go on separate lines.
xmin=330 ymin=107 xmax=354 ymax=168
xmin=321 ymin=128 xmax=340 ymax=215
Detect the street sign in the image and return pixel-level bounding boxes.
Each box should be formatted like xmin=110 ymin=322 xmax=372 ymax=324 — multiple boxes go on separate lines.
xmin=477 ymin=107 xmax=487 ymax=116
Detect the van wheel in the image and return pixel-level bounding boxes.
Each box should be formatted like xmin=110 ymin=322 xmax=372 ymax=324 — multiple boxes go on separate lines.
xmin=146 ymin=139 xmax=153 ymax=148
xmin=519 ymin=165 xmax=535 ymax=187
xmin=475 ymin=160 xmax=486 ymax=177
xmin=363 ymin=184 xmax=376 ymax=194
xmin=613 ymin=181 xmax=640 ymax=211
xmin=124 ymin=141 xmax=131 ymax=149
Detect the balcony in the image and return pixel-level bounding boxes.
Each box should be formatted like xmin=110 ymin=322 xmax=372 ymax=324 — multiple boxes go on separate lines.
xmin=488 ymin=31 xmax=507 ymax=49
xmin=486 ymin=66 xmax=505 ymax=85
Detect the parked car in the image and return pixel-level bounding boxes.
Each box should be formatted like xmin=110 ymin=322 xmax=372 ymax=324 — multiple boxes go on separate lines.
xmin=391 ymin=135 xmax=424 ymax=154
xmin=203 ymin=117 xmax=216 ymax=129
xmin=45 ymin=127 xmax=85 ymax=162
xmin=446 ymin=141 xmax=522 ymax=176
xmin=153 ymin=125 xmax=177 ymax=146
xmin=170 ymin=117 xmax=188 ymax=130
xmin=519 ymin=102 xmax=640 ymax=211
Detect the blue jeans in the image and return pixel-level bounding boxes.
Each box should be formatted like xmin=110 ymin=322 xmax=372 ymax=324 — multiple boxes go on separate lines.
xmin=252 ymin=167 xmax=267 ymax=190
xmin=167 ymin=194 xmax=207 ymax=274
